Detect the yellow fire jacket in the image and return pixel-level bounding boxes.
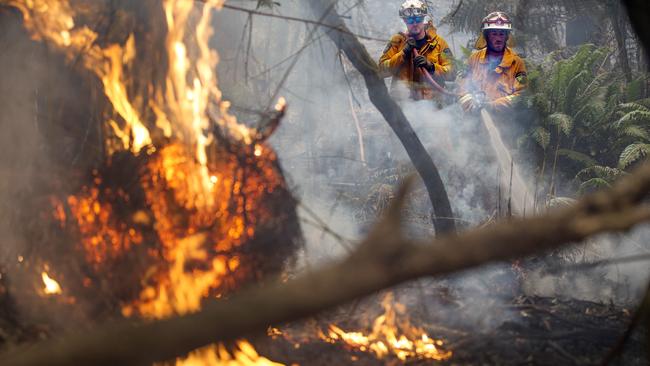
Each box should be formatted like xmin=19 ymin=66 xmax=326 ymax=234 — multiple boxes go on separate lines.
xmin=460 ymin=47 xmax=527 ymax=111
xmin=378 ymin=26 xmax=454 ymax=100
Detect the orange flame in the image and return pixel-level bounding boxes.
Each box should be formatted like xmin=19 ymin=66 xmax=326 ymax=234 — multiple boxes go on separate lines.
xmin=42 ymin=272 xmax=62 ymax=295
xmin=321 ymin=293 xmax=452 ymax=361
xmin=13 ymin=0 xmax=284 ymax=365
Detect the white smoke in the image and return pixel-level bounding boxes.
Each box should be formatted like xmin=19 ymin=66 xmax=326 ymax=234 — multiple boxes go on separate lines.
xmin=210 ymin=0 xmax=650 ymax=319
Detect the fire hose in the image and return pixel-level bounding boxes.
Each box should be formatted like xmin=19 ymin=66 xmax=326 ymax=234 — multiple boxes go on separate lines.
xmin=412 ymin=49 xmax=460 ymax=99
xmin=410 ymin=49 xmax=487 ymax=113
xmin=412 ymin=49 xmax=486 ymax=111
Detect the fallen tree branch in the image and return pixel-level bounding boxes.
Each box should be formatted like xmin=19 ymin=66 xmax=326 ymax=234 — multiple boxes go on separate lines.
xmin=3 ymin=161 xmax=650 ymax=366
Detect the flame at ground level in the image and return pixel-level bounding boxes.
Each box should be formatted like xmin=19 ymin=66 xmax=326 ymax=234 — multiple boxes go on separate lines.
xmin=171 ymin=341 xmax=284 ymax=366
xmin=41 ymin=272 xmax=62 ymax=295
xmin=321 ymin=293 xmax=452 ymax=362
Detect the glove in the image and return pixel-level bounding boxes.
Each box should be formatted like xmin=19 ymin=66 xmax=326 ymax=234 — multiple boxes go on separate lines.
xmin=459 ymin=93 xmax=481 ymax=113
xmin=402 ymin=39 xmax=416 ymax=56
xmin=414 ymin=55 xmax=434 ymax=71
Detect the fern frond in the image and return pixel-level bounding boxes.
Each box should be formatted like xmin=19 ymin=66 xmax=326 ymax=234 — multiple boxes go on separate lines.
xmin=618 ymin=102 xmax=650 ymax=114
xmin=558 ymin=149 xmax=597 ymax=167
xmin=531 ymin=127 xmax=551 ymax=149
xmin=619 ymin=143 xmax=650 ymax=168
xmin=576 ymin=165 xmax=625 ymax=181
xmin=548 ymin=113 xmax=573 ymax=135
xmin=578 ymin=178 xmax=611 ymax=195
xmin=620 ymin=126 xmax=650 ymax=141
xmin=616 ymin=110 xmax=650 ymax=127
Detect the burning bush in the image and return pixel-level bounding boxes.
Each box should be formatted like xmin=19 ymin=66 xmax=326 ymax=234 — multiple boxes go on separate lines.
xmin=0 ymin=1 xmax=301 ymax=362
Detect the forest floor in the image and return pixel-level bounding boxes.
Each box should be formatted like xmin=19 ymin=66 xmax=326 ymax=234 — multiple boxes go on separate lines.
xmin=257 ymin=292 xmax=646 ymax=365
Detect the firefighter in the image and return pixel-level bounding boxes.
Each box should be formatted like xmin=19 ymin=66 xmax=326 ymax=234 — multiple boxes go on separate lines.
xmin=459 ymin=12 xmax=527 ymax=113
xmin=379 ymin=0 xmax=454 ymax=102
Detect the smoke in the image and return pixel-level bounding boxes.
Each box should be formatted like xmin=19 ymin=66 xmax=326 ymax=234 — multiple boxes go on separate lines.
xmin=0 ymin=9 xmax=104 ymax=332
xmin=1 ymin=0 xmax=648 ymax=351
xmin=210 ymin=0 xmax=650 ymax=313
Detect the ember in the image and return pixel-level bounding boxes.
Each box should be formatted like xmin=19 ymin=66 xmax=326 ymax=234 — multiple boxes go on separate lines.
xmin=41 ymin=272 xmax=62 ymax=295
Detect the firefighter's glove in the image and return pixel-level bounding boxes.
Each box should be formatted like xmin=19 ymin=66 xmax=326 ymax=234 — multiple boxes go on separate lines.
xmin=414 ymin=55 xmax=434 ymax=71
xmin=402 ymin=39 xmax=416 ymax=56
xmin=459 ymin=93 xmax=481 ymax=113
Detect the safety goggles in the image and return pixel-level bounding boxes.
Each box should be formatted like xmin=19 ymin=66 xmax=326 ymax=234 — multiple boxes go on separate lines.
xmin=404 ymin=16 xmax=425 ymax=25
xmin=400 ymin=7 xmax=426 ymax=18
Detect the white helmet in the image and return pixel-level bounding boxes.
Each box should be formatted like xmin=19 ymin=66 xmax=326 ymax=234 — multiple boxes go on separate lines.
xmin=481 ymin=12 xmax=513 ymax=31
xmin=399 ymin=0 xmax=428 ymax=18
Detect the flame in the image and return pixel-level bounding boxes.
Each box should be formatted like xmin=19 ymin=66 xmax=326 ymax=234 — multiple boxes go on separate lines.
xmin=42 ymin=272 xmax=62 ymax=295
xmin=12 ymin=0 xmax=284 ymax=365
xmin=321 ymin=293 xmax=452 ymax=361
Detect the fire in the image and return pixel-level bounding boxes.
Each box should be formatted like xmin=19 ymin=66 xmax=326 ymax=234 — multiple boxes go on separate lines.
xmin=41 ymin=272 xmax=62 ymax=295
xmin=321 ymin=293 xmax=452 ymax=362
xmin=11 ymin=0 xmax=286 ymax=365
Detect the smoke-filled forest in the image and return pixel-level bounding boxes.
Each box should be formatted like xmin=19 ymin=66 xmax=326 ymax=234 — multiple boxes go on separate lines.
xmin=0 ymin=0 xmax=650 ymax=365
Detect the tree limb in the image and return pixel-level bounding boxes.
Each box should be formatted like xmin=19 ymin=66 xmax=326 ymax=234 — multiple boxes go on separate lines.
xmin=3 ymin=161 xmax=650 ymax=366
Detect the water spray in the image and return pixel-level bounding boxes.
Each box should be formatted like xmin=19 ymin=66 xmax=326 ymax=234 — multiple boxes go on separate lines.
xmin=411 ymin=51 xmax=534 ymax=216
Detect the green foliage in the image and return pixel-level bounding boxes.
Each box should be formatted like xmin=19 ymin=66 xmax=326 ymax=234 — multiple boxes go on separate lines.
xmin=557 ymin=149 xmax=597 ymax=167
xmin=619 ymin=143 xmax=650 ymax=168
xmin=578 ymin=178 xmax=611 ymax=194
xmin=576 ymin=165 xmax=625 ymax=181
xmin=575 ymin=166 xmax=625 ymax=194
xmin=517 ymin=42 xmax=650 ymax=197
xmin=548 ymin=113 xmax=573 ymax=136
xmin=531 ymin=127 xmax=550 ymax=149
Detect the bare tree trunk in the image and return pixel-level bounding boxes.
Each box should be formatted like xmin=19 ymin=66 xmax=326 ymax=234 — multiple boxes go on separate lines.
xmin=306 ymin=0 xmax=456 ymax=234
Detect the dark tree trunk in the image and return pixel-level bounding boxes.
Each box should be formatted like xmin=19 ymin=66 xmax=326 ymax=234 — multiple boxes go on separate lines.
xmin=306 ymin=0 xmax=456 ymax=235
xmin=610 ymin=0 xmax=633 ymax=81
xmin=622 ymin=0 xmax=650 ymax=54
